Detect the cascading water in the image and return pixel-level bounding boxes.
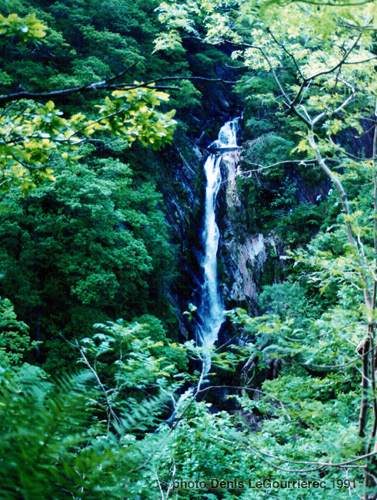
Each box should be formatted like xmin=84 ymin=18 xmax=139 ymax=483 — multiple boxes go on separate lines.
xmin=197 ymin=119 xmax=238 ymax=374
xmin=165 ymin=120 xmax=239 ymax=424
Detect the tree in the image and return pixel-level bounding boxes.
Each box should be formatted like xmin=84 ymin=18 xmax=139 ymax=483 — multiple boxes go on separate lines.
xmin=0 ymin=157 xmax=176 ymax=369
xmin=0 ymin=297 xmax=36 ymax=366
xmin=0 ymin=4 xmax=183 ymax=368
xmin=0 ymin=11 xmax=177 ymax=193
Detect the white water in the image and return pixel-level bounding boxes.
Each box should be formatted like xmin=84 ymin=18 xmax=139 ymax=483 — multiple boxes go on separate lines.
xmin=164 ymin=121 xmax=239 ymax=425
xmin=197 ymin=119 xmax=238 ymax=373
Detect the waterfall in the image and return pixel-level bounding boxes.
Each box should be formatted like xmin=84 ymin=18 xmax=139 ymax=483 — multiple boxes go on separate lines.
xmin=164 ymin=120 xmax=239 ymax=426
xmin=197 ymin=119 xmax=238 ymax=374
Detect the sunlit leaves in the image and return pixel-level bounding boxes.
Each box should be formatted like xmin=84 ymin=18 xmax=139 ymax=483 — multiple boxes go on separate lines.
xmin=0 ymin=100 xmax=71 ymax=193
xmin=155 ymin=0 xmax=241 ymax=50
xmin=157 ymin=1 xmax=200 ymax=33
xmin=0 ymin=13 xmax=47 ymax=42
xmin=0 ymin=8 xmax=178 ymax=194
xmin=0 ymin=84 xmax=177 ymax=193
xmin=97 ymin=86 xmax=177 ymax=148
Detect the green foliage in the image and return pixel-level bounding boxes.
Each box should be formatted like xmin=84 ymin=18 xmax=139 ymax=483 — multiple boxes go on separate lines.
xmin=0 ymin=12 xmax=46 ymax=42
xmin=276 ymin=202 xmax=326 ymax=246
xmin=0 ymin=368 xmax=101 ymax=500
xmin=243 ymin=135 xmax=295 ymax=182
xmin=0 ymin=315 xmax=191 ymax=500
xmin=81 ymin=317 xmax=187 ymax=392
xmin=96 ymin=86 xmax=177 ymax=149
xmin=0 ymin=365 xmax=158 ymax=500
xmin=0 ymin=297 xmax=36 ymax=366
xmin=259 ymin=281 xmax=318 ymax=327
xmin=0 ymin=158 xmax=175 ymax=368
xmin=0 ymin=88 xmax=177 ymax=193
xmin=270 ymin=178 xmax=297 ymax=208
xmin=0 ymin=3 xmax=182 ymax=194
xmin=222 ymin=296 xmax=366 ymax=497
xmin=167 ymin=79 xmax=202 ymax=112
xmin=3 ymin=1 xmax=377 ymax=499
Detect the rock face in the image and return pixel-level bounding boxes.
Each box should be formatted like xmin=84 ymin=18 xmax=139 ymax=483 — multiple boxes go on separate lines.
xmin=160 ymin=134 xmax=284 ymax=342
xmin=223 ymin=233 xmax=278 ymax=306
xmin=157 ymin=142 xmax=205 ymax=340
xmin=217 ymin=150 xmax=283 ymax=317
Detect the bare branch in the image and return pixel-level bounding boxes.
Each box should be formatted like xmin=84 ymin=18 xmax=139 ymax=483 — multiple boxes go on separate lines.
xmin=210 ymin=434 xmax=371 ymax=473
xmin=344 ymin=56 xmax=377 ymax=64
xmin=0 ymin=61 xmax=139 ymax=104
xmin=306 ymin=33 xmax=362 ymax=81
xmin=230 ymin=42 xmax=291 ymax=104
xmin=0 ymin=179 xmax=12 ymax=189
xmin=311 ymin=78 xmax=355 ymax=126
xmin=72 ymin=338 xmax=121 ymax=429
xmin=210 ymin=434 xmax=374 ymax=471
xmin=266 ymin=28 xmax=305 ymax=80
xmin=0 ymin=75 xmax=238 ymax=106
xmin=297 ymin=0 xmax=374 ymax=6
xmin=359 ymin=337 xmax=370 ymax=437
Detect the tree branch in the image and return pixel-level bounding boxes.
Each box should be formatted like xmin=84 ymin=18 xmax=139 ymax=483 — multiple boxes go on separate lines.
xmin=0 ymin=75 xmax=238 ymax=106
xmin=359 ymin=338 xmax=370 ymax=437
xmin=72 ymin=339 xmax=121 ymax=430
xmin=266 ymin=28 xmax=305 ymax=80
xmin=209 ymin=434 xmax=372 ymax=472
xmin=306 ymin=33 xmax=362 ymax=81
xmin=297 ymin=0 xmax=374 ymax=6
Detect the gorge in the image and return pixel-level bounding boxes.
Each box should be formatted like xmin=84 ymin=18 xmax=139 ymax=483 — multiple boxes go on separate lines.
xmin=1 ymin=1 xmax=377 ymax=498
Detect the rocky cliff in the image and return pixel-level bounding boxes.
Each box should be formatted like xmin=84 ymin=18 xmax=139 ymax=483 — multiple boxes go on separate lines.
xmin=218 ymin=150 xmax=284 ymax=317
xmin=159 ymin=126 xmax=285 ymax=343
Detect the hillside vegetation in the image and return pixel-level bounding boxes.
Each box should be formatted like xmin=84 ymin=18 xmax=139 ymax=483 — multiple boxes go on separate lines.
xmin=1 ymin=1 xmax=377 ymax=499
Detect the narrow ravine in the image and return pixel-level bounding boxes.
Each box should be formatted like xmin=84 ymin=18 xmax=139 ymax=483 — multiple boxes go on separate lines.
xmin=197 ymin=119 xmax=239 ymax=374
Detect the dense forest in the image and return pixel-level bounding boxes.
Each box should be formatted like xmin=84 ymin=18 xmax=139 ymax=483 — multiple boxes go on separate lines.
xmin=1 ymin=0 xmax=377 ymax=499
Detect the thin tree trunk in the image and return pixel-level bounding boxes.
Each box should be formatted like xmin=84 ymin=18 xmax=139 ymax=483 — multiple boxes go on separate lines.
xmin=359 ymin=338 xmax=370 ymax=438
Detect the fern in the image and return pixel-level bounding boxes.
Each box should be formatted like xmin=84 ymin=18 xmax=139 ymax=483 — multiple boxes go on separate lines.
xmin=0 ymin=367 xmax=143 ymax=499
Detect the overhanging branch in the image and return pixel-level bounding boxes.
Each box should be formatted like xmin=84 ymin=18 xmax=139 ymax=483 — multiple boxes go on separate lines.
xmin=0 ymin=75 xmax=238 ymax=106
